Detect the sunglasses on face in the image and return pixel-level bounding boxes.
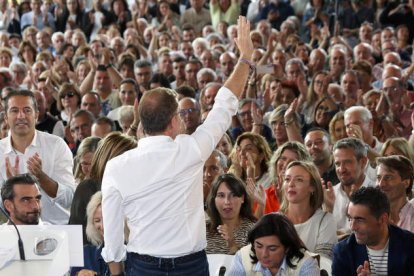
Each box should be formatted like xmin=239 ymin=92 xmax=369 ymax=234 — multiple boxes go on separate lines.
xmin=60 ymin=92 xmax=75 ymax=99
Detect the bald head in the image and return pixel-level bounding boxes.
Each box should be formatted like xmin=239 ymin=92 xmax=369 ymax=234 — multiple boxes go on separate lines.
xmin=138 ymin=88 xmax=178 ymax=135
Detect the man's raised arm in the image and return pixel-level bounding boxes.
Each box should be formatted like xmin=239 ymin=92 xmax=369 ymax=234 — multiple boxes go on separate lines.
xmin=223 ymin=16 xmax=254 ymax=97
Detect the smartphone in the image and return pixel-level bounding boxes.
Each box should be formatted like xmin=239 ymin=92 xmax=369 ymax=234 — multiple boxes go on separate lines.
xmin=257 ymin=64 xmax=274 ymax=74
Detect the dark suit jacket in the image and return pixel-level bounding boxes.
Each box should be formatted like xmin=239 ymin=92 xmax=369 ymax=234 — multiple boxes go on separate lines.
xmin=332 ymin=224 xmax=414 ymax=276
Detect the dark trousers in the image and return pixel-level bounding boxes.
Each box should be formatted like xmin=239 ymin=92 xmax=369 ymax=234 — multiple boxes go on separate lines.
xmin=126 ymin=250 xmax=209 ymax=276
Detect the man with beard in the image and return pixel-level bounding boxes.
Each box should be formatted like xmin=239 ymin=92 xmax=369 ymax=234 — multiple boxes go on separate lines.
xmin=325 ymin=138 xmax=375 ymax=233
xmin=304 ymin=128 xmax=338 ymax=185
xmin=332 ymin=187 xmax=414 ymax=275
xmin=1 ymin=173 xmax=43 ymax=225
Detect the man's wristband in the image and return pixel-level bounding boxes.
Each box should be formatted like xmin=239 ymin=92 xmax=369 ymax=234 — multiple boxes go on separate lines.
xmin=129 ymin=125 xmax=138 ymax=132
xmin=239 ymin=58 xmax=255 ymax=71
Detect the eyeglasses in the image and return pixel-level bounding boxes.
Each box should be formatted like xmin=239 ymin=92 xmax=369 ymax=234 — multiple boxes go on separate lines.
xmin=60 ymin=92 xmax=75 ymax=99
xmin=238 ymin=111 xmax=252 ymax=118
xmin=178 ymin=108 xmax=199 ymax=117
xmin=382 ymin=87 xmax=398 ymax=93
xmin=317 ymin=105 xmax=330 ymax=112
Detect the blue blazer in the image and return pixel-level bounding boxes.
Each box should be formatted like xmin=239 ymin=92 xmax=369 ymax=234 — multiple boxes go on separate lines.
xmin=332 ymin=224 xmax=414 ymax=276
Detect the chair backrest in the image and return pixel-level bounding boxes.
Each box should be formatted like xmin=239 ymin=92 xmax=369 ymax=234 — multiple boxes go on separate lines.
xmin=319 ymin=255 xmax=332 ymax=276
xmin=207 ymin=254 xmax=234 ymax=276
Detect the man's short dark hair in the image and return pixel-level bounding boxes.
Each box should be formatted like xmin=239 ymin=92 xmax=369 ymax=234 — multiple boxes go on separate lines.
xmin=333 ymin=138 xmax=367 ymax=160
xmin=94 ymin=116 xmax=116 ymax=131
xmin=72 ymin=109 xmax=95 ymax=124
xmin=175 ymin=85 xmax=196 ymax=99
xmin=4 ymin=89 xmax=38 ymax=112
xmin=1 ymin=173 xmax=39 ymax=207
xmin=376 ymin=155 xmax=414 ymax=196
xmin=138 ymin=88 xmax=178 ymax=135
xmin=350 ymin=187 xmax=390 ymax=219
xmin=306 ymin=127 xmax=332 ymax=144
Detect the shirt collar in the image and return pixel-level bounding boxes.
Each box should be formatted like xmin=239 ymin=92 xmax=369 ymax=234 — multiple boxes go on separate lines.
xmin=4 ymin=130 xmax=38 ymax=154
xmin=253 ymin=256 xmax=288 ymax=274
xmin=137 ymin=135 xmax=174 ymax=148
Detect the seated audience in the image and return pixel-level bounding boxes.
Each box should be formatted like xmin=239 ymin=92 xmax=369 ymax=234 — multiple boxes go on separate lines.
xmin=228 ymin=213 xmax=320 ymax=275
xmin=206 ymin=173 xmax=256 ymax=254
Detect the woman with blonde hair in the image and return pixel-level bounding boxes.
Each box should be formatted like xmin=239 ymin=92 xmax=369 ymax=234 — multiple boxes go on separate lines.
xmin=282 ymin=161 xmax=337 ymax=258
xmin=328 ymin=111 xmax=346 ymax=143
xmin=69 ymin=132 xmax=137 ymax=243
xmin=255 ymin=142 xmax=311 ymax=218
xmin=74 ymin=136 xmax=101 ymax=183
xmin=380 ymin=137 xmax=414 ymax=166
xmin=70 ymin=191 xmax=110 ymax=275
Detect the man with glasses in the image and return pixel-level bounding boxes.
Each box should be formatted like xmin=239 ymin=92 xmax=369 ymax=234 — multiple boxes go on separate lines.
xmin=230 ymin=99 xmax=274 ymax=145
xmin=134 ymin=59 xmax=153 ymax=93
xmin=0 ymin=90 xmax=74 ymax=224
xmin=178 ymin=97 xmax=201 ymax=134
xmin=69 ymin=109 xmax=94 ymax=155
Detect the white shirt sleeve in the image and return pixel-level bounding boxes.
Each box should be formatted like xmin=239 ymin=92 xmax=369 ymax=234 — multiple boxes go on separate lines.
xmin=192 ymin=87 xmax=238 ymax=161
xmin=48 ymin=137 xmax=75 ymax=209
xmin=101 ymin=162 xmax=127 ymax=263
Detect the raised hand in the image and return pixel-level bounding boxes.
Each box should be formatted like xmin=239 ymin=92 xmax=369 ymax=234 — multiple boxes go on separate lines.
xmin=234 ymin=16 xmax=254 ymax=60
xmin=27 ymin=153 xmax=45 ymax=179
xmin=246 ymin=177 xmax=266 ymax=206
xmin=322 ymin=179 xmax=335 ymax=213
xmin=357 ymin=260 xmax=372 ymax=276
xmin=5 ymin=156 xmax=20 ymax=178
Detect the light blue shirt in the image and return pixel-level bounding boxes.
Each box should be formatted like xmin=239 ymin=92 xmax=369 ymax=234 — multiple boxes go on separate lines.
xmin=228 ymin=250 xmax=320 ymax=276
xmin=20 ymin=11 xmax=55 ymax=31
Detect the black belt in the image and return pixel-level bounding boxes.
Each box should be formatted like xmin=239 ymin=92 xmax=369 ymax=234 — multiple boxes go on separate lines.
xmin=130 ymin=250 xmax=206 ymax=266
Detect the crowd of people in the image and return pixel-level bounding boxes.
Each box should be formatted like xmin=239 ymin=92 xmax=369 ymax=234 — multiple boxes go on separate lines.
xmin=0 ymin=0 xmax=414 ymax=275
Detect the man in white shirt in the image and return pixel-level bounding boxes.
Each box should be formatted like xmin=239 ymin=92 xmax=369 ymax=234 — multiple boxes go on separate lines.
xmin=376 ymin=155 xmax=414 ymax=232
xmin=324 ymin=138 xmax=375 ymax=233
xmin=0 ymin=90 xmax=75 ymax=225
xmin=101 ymin=16 xmax=254 ymax=275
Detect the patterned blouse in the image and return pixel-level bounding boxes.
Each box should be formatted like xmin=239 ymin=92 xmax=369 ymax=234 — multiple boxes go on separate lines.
xmin=206 ymin=218 xmax=256 ymax=255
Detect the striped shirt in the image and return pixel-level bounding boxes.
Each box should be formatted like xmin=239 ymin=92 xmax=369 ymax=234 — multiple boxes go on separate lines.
xmin=206 ymin=219 xmax=256 ymax=254
xmin=367 ymin=239 xmax=389 ymax=276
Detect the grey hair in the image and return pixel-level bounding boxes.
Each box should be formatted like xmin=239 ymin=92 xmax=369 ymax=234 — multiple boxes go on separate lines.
xmin=237 ymin=98 xmax=259 ymax=113
xmin=333 ymin=137 xmax=367 ymax=161
xmin=85 ymin=191 xmax=103 ymax=247
xmin=197 ymin=67 xmax=216 ymax=82
xmin=285 ymin=58 xmax=305 ymax=74
xmin=192 ymin=37 xmax=208 ymax=50
xmin=119 ymin=105 xmax=134 ymax=126
xmin=344 ymin=105 xmax=372 ymax=123
xmin=9 ymin=61 xmax=28 ymax=78
xmin=211 ymin=149 xmax=228 ymax=170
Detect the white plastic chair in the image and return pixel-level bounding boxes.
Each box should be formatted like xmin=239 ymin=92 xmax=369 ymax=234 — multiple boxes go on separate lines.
xmin=319 ymin=255 xmax=332 ymax=276
xmin=207 ymin=254 xmax=234 ymax=276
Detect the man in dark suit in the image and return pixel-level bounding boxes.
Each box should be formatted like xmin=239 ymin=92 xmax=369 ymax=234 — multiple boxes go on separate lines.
xmin=332 ymin=186 xmax=414 ymax=275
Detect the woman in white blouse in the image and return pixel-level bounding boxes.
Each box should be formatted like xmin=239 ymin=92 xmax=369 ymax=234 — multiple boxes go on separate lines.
xmin=281 ymin=160 xmax=337 ymax=259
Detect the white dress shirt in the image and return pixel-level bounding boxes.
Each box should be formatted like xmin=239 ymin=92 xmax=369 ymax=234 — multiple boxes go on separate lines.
xmin=101 ymin=87 xmax=238 ymax=262
xmin=333 ymin=175 xmax=375 ymax=233
xmin=0 ymin=131 xmax=75 ymax=225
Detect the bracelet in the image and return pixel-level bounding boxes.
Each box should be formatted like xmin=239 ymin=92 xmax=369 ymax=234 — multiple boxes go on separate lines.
xmin=239 ymin=58 xmax=255 ymax=71
xmin=284 ymin=119 xmax=294 ymax=127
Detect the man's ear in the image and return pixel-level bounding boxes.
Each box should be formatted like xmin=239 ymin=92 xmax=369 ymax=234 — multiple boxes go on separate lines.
xmin=3 ymin=199 xmax=13 ymax=214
